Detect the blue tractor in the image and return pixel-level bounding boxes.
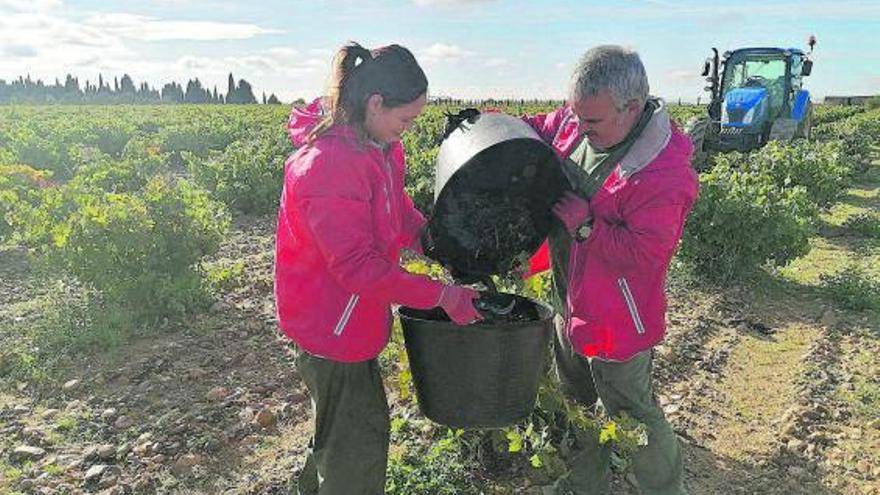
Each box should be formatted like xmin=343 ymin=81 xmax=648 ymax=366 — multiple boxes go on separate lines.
xmin=686 ymin=38 xmax=816 ymax=169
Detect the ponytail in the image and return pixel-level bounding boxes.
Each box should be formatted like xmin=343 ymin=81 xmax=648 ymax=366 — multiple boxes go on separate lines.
xmin=308 ymin=41 xmax=427 ymax=143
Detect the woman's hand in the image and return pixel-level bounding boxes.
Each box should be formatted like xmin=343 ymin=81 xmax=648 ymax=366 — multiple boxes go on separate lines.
xmin=437 ymin=285 xmax=483 ymax=325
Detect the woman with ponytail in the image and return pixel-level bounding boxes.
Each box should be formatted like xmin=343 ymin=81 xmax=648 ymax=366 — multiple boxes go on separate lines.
xmin=274 ymin=42 xmax=481 ymax=494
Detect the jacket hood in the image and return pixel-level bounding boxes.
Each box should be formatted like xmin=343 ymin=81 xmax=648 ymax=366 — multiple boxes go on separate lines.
xmin=287 ymin=97 xmax=326 ymax=148
xmin=287 ymin=97 xmax=376 ymax=149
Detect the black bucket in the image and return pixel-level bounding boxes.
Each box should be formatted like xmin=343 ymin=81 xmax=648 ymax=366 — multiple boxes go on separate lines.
xmin=426 ymin=112 xmax=569 ymax=281
xmin=399 ymin=295 xmax=553 ymax=429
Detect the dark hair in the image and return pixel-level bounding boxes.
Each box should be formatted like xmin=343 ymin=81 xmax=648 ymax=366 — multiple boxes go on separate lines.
xmin=309 ymin=42 xmax=428 ymax=142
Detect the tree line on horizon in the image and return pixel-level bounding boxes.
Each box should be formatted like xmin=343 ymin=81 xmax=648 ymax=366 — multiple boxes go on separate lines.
xmin=0 ymin=72 xmax=282 ymax=105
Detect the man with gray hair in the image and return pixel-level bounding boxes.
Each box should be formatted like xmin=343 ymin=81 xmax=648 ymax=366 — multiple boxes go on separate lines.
xmin=523 ymin=45 xmax=698 ymax=493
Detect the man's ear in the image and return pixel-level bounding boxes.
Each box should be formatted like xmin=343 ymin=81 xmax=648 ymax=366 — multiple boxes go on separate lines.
xmin=625 ymin=99 xmax=641 ymax=116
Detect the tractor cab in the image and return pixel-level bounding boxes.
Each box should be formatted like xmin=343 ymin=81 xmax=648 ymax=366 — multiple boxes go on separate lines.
xmin=713 ymin=48 xmax=812 ymax=151
xmin=687 ymin=40 xmax=815 ymax=169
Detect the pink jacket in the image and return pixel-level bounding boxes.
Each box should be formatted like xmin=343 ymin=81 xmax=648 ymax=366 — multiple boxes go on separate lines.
xmin=274 ymin=99 xmax=444 ymax=362
xmin=525 ymin=103 xmax=698 ymax=361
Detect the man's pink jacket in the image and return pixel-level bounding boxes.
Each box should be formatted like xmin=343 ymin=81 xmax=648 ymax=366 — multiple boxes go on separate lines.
xmin=525 ymin=103 xmax=699 ymax=361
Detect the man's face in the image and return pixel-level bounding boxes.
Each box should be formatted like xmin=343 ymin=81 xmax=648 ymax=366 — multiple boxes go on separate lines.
xmin=571 ymin=89 xmax=641 ymax=150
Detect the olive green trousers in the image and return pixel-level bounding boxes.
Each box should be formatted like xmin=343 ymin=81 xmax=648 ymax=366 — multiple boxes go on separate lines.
xmin=292 ymin=347 xmax=390 ymax=495
xmin=553 ymin=318 xmax=686 ymax=495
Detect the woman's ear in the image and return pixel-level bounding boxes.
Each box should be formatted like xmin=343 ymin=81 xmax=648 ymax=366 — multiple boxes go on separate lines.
xmin=366 ymin=94 xmax=384 ymax=115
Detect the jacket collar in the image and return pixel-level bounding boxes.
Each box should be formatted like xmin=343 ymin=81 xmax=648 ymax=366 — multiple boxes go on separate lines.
xmin=617 ymin=98 xmax=672 ymax=178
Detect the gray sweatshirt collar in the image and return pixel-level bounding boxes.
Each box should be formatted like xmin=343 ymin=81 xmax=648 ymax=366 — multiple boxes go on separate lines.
xmin=618 ymin=98 xmax=672 ymax=178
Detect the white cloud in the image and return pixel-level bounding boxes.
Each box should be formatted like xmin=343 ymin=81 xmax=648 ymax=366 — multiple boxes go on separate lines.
xmin=84 ymin=13 xmax=281 ymax=41
xmin=0 ymin=11 xmax=131 ymax=70
xmin=420 ymin=43 xmax=476 ymax=63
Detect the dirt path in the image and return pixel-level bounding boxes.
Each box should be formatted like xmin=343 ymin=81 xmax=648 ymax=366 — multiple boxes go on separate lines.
xmin=0 ymin=217 xmax=316 ymax=494
xmin=653 ymin=161 xmax=880 ymax=495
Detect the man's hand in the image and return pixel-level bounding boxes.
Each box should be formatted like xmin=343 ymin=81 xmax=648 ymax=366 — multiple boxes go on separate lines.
xmin=552 ymin=191 xmax=592 ymax=236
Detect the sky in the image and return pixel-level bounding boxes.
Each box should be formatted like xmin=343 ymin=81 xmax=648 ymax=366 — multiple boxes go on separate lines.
xmin=1 ymin=0 xmax=878 ymax=103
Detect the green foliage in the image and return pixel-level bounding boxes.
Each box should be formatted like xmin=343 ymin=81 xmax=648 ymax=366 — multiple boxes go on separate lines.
xmin=401 ymin=107 xmax=445 ymax=215
xmin=159 ymin=125 xmax=238 ymax=156
xmin=13 ymin=133 xmax=70 ymax=178
xmin=842 ymin=212 xmax=880 ymax=238
xmin=495 ymin=374 xmax=649 ymax=480
xmin=386 ymin=422 xmax=483 ymax=494
xmin=68 ymin=146 xmax=166 ymax=194
xmin=185 ymin=127 xmax=291 ymax=214
xmin=0 ymin=164 xmax=52 ymax=242
xmin=812 ymin=104 xmax=866 ymax=125
xmin=0 ymin=146 xmax=16 ymax=165
xmin=2 ymin=465 xmax=23 ymax=482
xmin=753 ymin=140 xmax=855 ymax=206
xmin=0 ymin=115 xmax=133 ymax=179
xmin=203 ymin=259 xmax=246 ymax=294
xmin=54 ymin=416 xmax=77 ymax=432
xmin=0 ymin=105 xmax=292 ymax=363
xmin=522 ymin=271 xmax=552 ymax=303
xmin=19 ymin=176 xmax=230 ymax=326
xmin=820 ymin=264 xmax=880 ymax=311
xmin=667 ymin=105 xmax=705 ymax=127
xmin=401 ymin=133 xmax=438 ymax=215
xmin=680 ymin=155 xmax=816 ymax=281
xmin=813 ymin=109 xmax=880 ymax=172
xmin=88 ymin=124 xmax=133 ymax=158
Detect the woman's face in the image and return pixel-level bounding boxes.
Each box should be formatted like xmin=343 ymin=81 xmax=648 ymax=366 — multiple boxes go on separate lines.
xmin=364 ymin=92 xmax=427 ymax=144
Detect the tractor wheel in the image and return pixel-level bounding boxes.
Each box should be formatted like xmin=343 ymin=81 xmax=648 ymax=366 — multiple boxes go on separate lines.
xmin=685 ymin=116 xmax=711 ymax=171
xmin=796 ymin=102 xmax=813 ymax=140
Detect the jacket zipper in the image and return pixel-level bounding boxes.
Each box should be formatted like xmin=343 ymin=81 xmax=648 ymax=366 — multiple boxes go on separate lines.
xmin=333 ymin=294 xmax=359 ymax=336
xmin=617 ymin=277 xmax=646 ymax=335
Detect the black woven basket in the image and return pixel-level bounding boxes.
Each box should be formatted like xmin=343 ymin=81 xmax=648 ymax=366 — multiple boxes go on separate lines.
xmin=399 ymin=295 xmax=553 ymax=429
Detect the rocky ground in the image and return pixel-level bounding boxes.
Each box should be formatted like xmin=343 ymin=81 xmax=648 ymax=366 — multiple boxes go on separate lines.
xmin=1 ymin=167 xmax=877 ymax=494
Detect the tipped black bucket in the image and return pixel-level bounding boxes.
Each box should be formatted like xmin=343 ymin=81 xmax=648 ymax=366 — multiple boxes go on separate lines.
xmin=399 ymin=295 xmax=553 ymax=429
xmin=426 ymin=111 xmax=569 ymax=282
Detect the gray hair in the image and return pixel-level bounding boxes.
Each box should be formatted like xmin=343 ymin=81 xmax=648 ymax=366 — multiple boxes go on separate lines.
xmin=569 ymin=45 xmax=649 ymax=110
